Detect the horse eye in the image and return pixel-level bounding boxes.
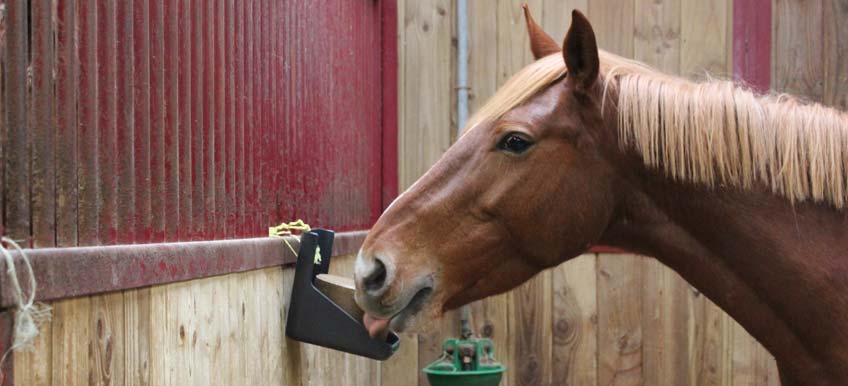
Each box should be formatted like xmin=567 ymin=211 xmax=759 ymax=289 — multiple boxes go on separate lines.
xmin=497 ymin=133 xmax=534 ymax=154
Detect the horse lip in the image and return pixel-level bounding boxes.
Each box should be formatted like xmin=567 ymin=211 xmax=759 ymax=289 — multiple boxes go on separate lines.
xmin=388 ymin=286 xmax=433 ymax=331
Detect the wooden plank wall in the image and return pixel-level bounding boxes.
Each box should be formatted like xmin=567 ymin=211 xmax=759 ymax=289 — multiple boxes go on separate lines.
xmin=14 ymin=255 xmax=384 ymax=386
xmin=0 ymin=0 xmax=387 ymax=250
xmin=390 ymin=0 xmax=848 ymax=385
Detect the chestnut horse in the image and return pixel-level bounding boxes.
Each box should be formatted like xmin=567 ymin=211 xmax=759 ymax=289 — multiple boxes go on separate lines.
xmin=355 ymin=8 xmax=848 ymax=386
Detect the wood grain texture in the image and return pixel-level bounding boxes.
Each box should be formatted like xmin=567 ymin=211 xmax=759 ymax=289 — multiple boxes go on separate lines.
xmin=542 ymin=0 xmax=587 ymax=42
xmin=124 ymin=289 xmax=151 ymax=386
xmin=5 ymin=0 xmax=30 ymax=241
xmin=50 ymin=298 xmax=91 ymax=386
xmin=823 ymin=0 xmax=848 ymax=110
xmin=689 ymin=295 xmax=733 ymax=386
xmin=641 ymin=259 xmax=690 ymax=386
xmin=509 ymin=271 xmax=553 ymax=386
xmin=772 ymin=0 xmax=824 ymax=100
xmin=597 ymin=254 xmax=643 ymax=386
xmin=90 ymin=293 xmax=125 ymax=386
xmin=681 ymin=0 xmax=731 ymax=76
xmin=634 ymin=0 xmax=681 ymax=73
xmin=399 ymin=0 xmax=453 ymax=190
xmin=588 ymin=0 xmax=634 ymax=57
xmin=30 ymin=0 xmax=56 ymax=248
xmin=551 ymin=254 xmax=598 ymax=386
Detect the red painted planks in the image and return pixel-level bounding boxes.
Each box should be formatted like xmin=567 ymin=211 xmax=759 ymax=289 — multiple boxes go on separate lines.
xmin=98 ymin=0 xmax=118 ymax=245
xmin=225 ymin=0 xmax=237 ymax=238
xmin=116 ymin=0 xmax=136 ymax=245
xmin=733 ymin=0 xmax=772 ymax=92
xmin=234 ymin=0 xmax=246 ymax=238
xmin=215 ymin=0 xmax=227 ymax=239
xmin=56 ymin=0 xmax=79 ymax=247
xmin=77 ymin=0 xmax=99 ymax=246
xmin=2 ymin=0 xmax=387 ymax=248
xmin=245 ymin=0 xmax=256 ymax=236
xmin=150 ymin=0 xmax=166 ymax=243
xmin=30 ymin=0 xmax=56 ymax=248
xmin=191 ymin=0 xmax=205 ymax=240
xmin=134 ymin=0 xmax=153 ymax=244
xmin=5 ymin=0 xmax=30 ymax=242
xmin=178 ymin=0 xmax=193 ymax=240
xmin=381 ymin=0 xmax=400 ymax=213
xmin=203 ymin=0 xmax=216 ymax=240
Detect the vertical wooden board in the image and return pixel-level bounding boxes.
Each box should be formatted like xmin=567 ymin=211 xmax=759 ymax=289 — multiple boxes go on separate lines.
xmin=399 ymin=0 xmax=453 ymax=189
xmin=191 ymin=0 xmax=206 ymax=240
xmin=541 ymin=0 xmax=588 ymax=41
xmin=772 ymin=0 xmax=824 ymax=100
xmin=56 ymin=0 xmax=78 ymax=247
xmin=172 ymin=279 xmax=198 ymax=386
xmin=508 ymin=270 xmax=553 ymax=386
xmin=263 ymin=268 xmax=286 ymax=385
xmin=148 ymin=285 xmax=167 ymax=386
xmin=633 ymin=0 xmax=681 ymax=73
xmin=50 ymin=297 xmax=91 ymax=386
xmin=214 ymin=0 xmax=227 ymax=239
xmin=225 ymin=0 xmax=237 ymax=237
xmin=124 ymin=288 xmax=151 ymax=386
xmin=115 ymin=0 xmax=136 ymax=245
xmin=244 ymin=0 xmax=255 ymax=236
xmin=77 ymin=0 xmax=99 ymax=246
xmin=467 ymin=0 xmax=498 ymax=124
xmin=202 ymin=0 xmax=216 ymax=240
xmin=551 ymin=254 xmax=598 ymax=386
xmin=97 ymin=0 xmax=118 ymax=245
xmin=468 ymin=293 xmax=510 ymax=386
xmin=731 ymin=321 xmax=778 ymax=386
xmin=823 ymin=0 xmax=848 ymax=110
xmin=90 ymin=293 xmax=125 ymax=386
xmin=641 ymin=259 xmax=690 ymax=386
xmin=495 ymin=0 xmax=540 ymax=87
xmin=280 ymin=268 xmax=304 ymax=386
xmin=150 ymin=0 xmax=167 ymax=243
xmin=30 ymin=0 xmax=56 ymax=248
xmin=13 ymin=312 xmax=52 ymax=386
xmin=381 ymin=332 xmax=418 ymax=386
xmin=732 ymin=0 xmax=771 ymax=91
xmin=597 ymin=254 xmax=643 ymax=386
xmin=133 ymin=0 xmax=152 ymax=244
xmin=689 ymin=295 xmax=732 ymax=386
xmin=178 ymin=0 xmax=194 ymax=241
xmin=233 ymin=0 xmax=246 ymax=237
xmin=681 ymin=0 xmax=731 ymax=76
xmin=5 ymin=0 xmax=30 ymax=241
xmin=587 ymin=0 xmax=634 ymax=57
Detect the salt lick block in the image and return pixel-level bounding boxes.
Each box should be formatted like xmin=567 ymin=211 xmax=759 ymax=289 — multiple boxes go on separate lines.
xmin=315 ymin=274 xmax=391 ymax=342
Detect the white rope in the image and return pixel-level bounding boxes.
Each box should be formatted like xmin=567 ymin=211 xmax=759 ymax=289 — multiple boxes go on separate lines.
xmin=0 ymin=237 xmax=52 ymax=366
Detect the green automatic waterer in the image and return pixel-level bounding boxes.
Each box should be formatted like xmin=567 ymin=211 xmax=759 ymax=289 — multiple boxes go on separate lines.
xmin=422 ymin=338 xmax=506 ymax=386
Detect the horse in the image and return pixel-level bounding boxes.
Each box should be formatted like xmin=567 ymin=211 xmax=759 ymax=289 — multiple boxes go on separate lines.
xmin=354 ymin=7 xmax=848 ymax=386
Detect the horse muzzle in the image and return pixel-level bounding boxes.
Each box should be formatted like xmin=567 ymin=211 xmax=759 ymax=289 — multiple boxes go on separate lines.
xmin=354 ymin=251 xmax=435 ymax=335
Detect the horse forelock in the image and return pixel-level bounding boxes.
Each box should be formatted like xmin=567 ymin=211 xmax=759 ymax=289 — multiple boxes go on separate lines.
xmin=466 ymin=50 xmax=848 ymax=209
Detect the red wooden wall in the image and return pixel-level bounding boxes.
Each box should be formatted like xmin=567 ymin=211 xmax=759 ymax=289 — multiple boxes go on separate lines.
xmin=1 ymin=0 xmax=394 ymax=248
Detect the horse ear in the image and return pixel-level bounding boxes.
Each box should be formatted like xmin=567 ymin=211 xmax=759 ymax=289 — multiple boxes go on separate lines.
xmin=523 ymin=4 xmax=560 ymax=59
xmin=563 ymin=10 xmax=599 ymax=91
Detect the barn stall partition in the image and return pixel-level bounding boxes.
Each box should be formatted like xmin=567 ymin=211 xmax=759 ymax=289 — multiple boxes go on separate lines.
xmin=1 ymin=0 xmax=399 ymax=385
xmin=394 ymin=0 xmax=845 ymax=386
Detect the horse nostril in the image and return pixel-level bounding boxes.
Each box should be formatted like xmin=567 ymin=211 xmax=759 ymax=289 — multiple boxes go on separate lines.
xmin=364 ymin=258 xmax=388 ymax=293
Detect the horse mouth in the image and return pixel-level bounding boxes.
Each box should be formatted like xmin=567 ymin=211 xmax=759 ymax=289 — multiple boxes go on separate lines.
xmin=363 ymin=286 xmax=433 ymax=337
xmin=388 ymin=286 xmax=433 ymax=331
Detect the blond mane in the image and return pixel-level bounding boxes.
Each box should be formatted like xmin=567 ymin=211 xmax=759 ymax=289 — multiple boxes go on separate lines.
xmin=465 ymin=51 xmax=848 ymax=209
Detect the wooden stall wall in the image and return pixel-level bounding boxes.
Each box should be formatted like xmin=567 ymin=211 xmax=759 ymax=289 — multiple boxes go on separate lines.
xmin=388 ymin=0 xmax=846 ymax=385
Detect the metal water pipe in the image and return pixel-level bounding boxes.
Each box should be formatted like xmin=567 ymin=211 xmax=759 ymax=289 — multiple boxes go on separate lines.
xmin=456 ymin=0 xmax=473 ymax=340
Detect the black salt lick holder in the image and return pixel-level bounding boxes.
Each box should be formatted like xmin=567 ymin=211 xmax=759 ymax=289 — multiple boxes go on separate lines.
xmin=285 ymin=229 xmax=400 ymax=360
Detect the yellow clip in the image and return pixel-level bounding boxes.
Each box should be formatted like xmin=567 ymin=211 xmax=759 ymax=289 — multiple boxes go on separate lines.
xmin=268 ymin=220 xmax=321 ymax=264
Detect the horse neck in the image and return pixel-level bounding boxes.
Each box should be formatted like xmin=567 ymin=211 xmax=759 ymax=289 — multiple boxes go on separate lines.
xmin=598 ymin=165 xmax=848 ymax=383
